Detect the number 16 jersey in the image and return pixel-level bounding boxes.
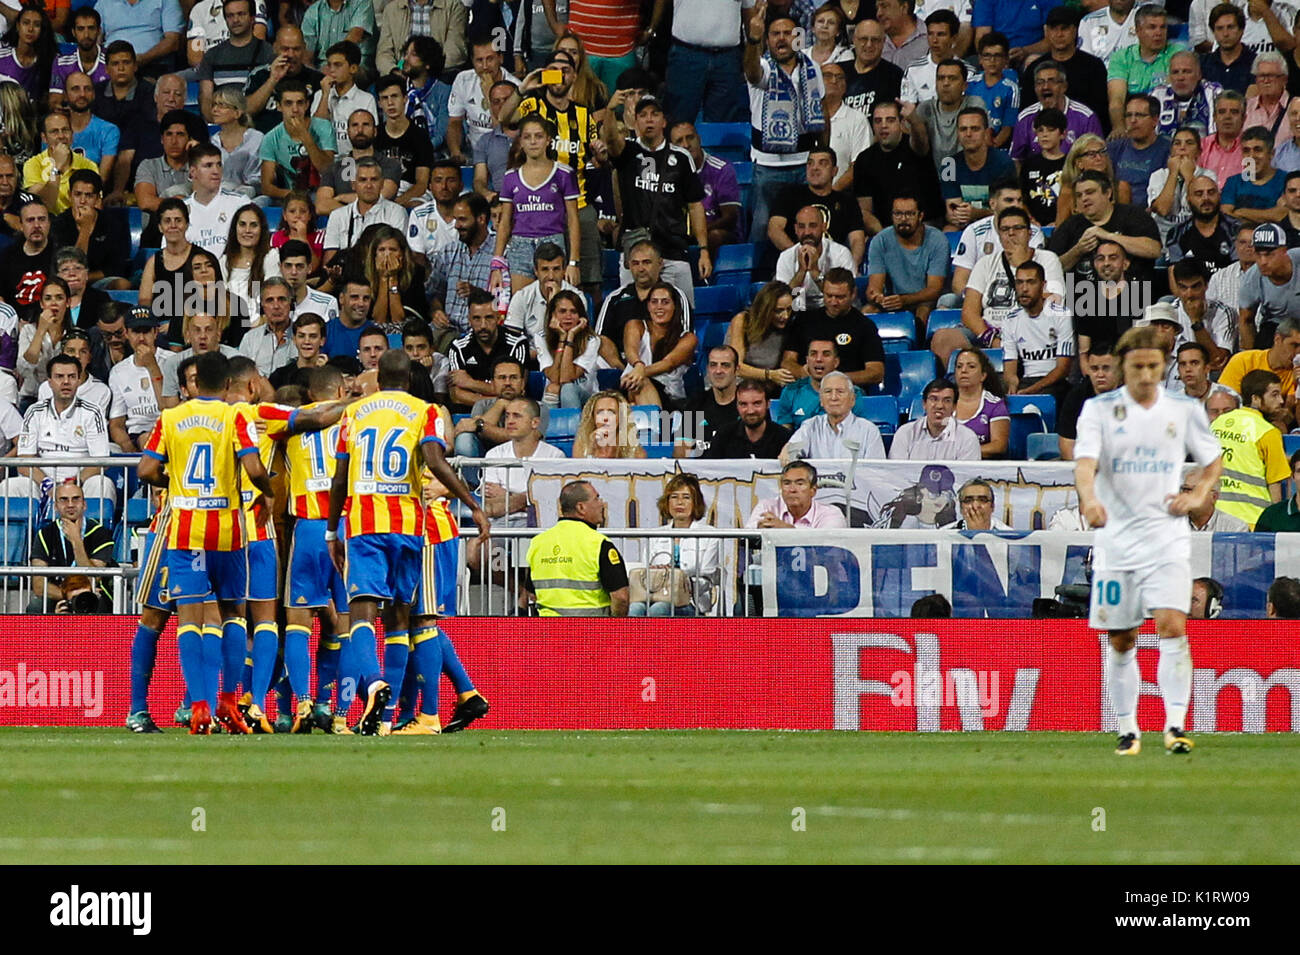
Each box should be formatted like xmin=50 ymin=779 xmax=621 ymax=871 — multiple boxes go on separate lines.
xmin=334 ymin=390 xmax=446 ymax=537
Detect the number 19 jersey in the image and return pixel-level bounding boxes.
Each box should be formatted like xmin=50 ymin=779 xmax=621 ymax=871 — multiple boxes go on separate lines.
xmin=143 ymin=396 xmax=260 ymax=551
xmin=335 ymin=390 xmax=445 ymax=537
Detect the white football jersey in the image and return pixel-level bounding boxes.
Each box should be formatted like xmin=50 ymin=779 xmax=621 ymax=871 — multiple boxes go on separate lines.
xmin=1074 ymin=386 xmax=1222 ymax=571
xmin=953 ymin=217 xmax=1045 ymax=273
xmin=1001 ymin=301 xmax=1074 ymax=378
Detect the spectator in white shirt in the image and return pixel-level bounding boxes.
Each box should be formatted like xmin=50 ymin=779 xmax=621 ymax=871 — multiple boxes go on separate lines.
xmin=774 ymin=205 xmax=856 ymax=312
xmin=311 ymin=40 xmax=377 ymax=157
xmin=781 ymin=370 xmax=887 ymax=465
xmin=941 ymin=477 xmax=1013 ymax=529
xmin=889 ymin=377 xmax=982 ymax=460
xmin=184 ymin=143 xmax=248 ymax=254
xmin=537 ymin=290 xmax=599 ymax=409
xmin=322 ymin=157 xmax=408 ymax=268
xmin=108 ymin=310 xmax=176 ymax=452
xmin=507 ymin=241 xmax=580 ymax=355
xmin=36 ymin=331 xmax=112 ymax=423
xmin=632 ymin=472 xmax=722 ymax=618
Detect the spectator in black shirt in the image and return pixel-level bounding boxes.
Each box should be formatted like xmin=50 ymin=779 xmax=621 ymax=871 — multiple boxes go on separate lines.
xmin=853 ymin=98 xmax=943 ymax=234
xmin=593 ymin=239 xmax=692 ymax=369
xmin=1048 ymin=169 xmax=1162 ymax=284
xmin=769 ymin=146 xmax=868 ymax=269
xmin=704 ymin=379 xmax=793 ymax=459
xmin=1164 ymin=174 xmax=1238 ymax=284
xmin=93 ymin=42 xmax=155 ymax=154
xmin=447 ymin=288 xmax=530 ymax=411
xmin=679 ymin=344 xmax=740 ymax=456
xmin=0 ymin=197 xmax=54 ymax=316
xmin=603 ymin=90 xmax=711 ymax=304
xmin=27 ymin=478 xmax=117 ymax=611
xmin=1058 ymin=343 xmax=1118 ymax=460
xmin=1020 ymin=7 xmax=1111 ymax=136
xmin=1199 ymin=4 xmax=1255 ymax=95
xmin=1077 ymin=240 xmax=1144 ymax=357
xmin=50 ymin=169 xmax=129 ymax=289
xmin=842 ymin=18 xmax=904 ymax=119
xmin=269 ymin=312 xmax=327 ymax=389
xmin=781 ymin=267 xmax=886 ymax=389
xmin=0 ymin=153 xmax=35 ymax=240
xmin=244 ymin=26 xmax=324 ymax=135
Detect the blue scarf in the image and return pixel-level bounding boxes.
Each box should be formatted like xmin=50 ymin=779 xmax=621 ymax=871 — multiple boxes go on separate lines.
xmin=759 ymin=51 xmax=825 ymax=154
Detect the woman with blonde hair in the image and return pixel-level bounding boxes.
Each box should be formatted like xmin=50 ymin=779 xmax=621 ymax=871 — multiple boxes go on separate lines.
xmin=631 ymin=472 xmax=721 ymax=617
xmin=728 ymin=279 xmax=796 ymax=393
xmin=573 ymin=389 xmax=647 ymax=459
xmin=1055 ymin=133 xmax=1113 ymax=226
xmin=210 ymin=85 xmax=264 ymax=196
xmin=0 ymin=80 xmax=40 ymax=167
xmin=554 ymin=31 xmax=608 ymax=109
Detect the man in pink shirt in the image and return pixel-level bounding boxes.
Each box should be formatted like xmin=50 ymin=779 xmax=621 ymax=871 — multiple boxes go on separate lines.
xmin=745 ymin=460 xmax=848 ymax=529
xmin=1199 ymin=90 xmax=1245 ymax=188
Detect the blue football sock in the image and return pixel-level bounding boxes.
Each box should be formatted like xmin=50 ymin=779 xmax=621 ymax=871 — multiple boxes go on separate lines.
xmin=412 ymin=627 xmax=444 ymax=717
xmin=176 ymin=624 xmax=205 ymax=705
xmin=349 ymin=620 xmax=381 ymax=691
xmin=129 ymin=623 xmax=162 ymax=714
xmin=317 ymin=636 xmax=340 ymax=707
xmin=438 ymin=628 xmax=474 ymax=695
xmin=284 ymin=624 xmax=312 ymax=698
xmin=250 ymin=621 xmax=279 ymax=701
xmin=202 ymin=624 xmax=224 ymax=706
xmin=382 ymin=631 xmax=409 ymax=720
xmin=221 ymin=616 xmax=247 ymax=694
xmin=397 ymin=665 xmax=419 ymax=724
xmin=335 ymin=630 xmax=357 ymax=717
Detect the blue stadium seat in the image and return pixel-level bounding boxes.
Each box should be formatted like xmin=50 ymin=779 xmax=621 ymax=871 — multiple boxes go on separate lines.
xmin=125 ymin=496 xmax=152 ymax=526
xmin=694 ymin=283 xmax=740 ymax=318
xmin=1 ymin=498 xmax=32 ymax=581
xmin=697 ymin=122 xmax=750 ymax=160
xmin=855 ymin=274 xmax=870 ymax=304
xmin=749 ymin=280 xmax=768 ymax=303
xmin=58 ymin=41 xmax=76 ymax=54
xmin=1006 ymin=393 xmax=1056 ymax=432
xmin=602 ymin=248 xmax=621 ymax=280
xmin=461 ymin=166 xmax=474 ymax=191
xmin=1284 ymin=433 xmax=1300 ymax=459
xmin=872 ymin=311 xmax=917 ymax=350
xmin=107 ymin=290 xmax=137 ymax=304
xmin=946 ymin=231 xmax=961 ymax=253
xmin=84 ymin=497 xmax=116 ymax=529
xmin=1040 ymin=225 xmax=1054 ymax=240
xmin=946 ymin=347 xmax=1002 ymax=375
xmin=630 ymin=404 xmax=662 ymax=443
xmin=186 ymin=80 xmax=199 ymax=108
xmin=550 ymin=438 xmax=575 ymax=457
xmin=854 ymin=395 xmax=898 ymax=435
xmin=881 ymin=350 xmax=937 ymax=412
xmin=1027 ymin=432 xmax=1061 ymax=460
xmin=908 ymin=395 xmax=925 ymax=420
xmin=1007 ymin=412 xmax=1045 ymax=460
xmin=545 ymin=408 xmax=580 ymax=439
xmin=714 ymin=243 xmax=755 ymax=274
xmin=526 ymin=370 xmax=545 ymax=400
xmin=713 ymin=270 xmax=752 ymax=292
xmin=925 ymin=308 xmax=963 ymax=340
xmin=702 ymin=320 xmax=730 ymax=352
xmin=732 ymin=161 xmax=753 ymax=185
xmin=264 ymin=206 xmax=282 ymax=232
xmin=127 ymin=206 xmax=143 ymax=254
xmin=596 ymin=368 xmax=622 ymax=391
xmin=643 ymin=443 xmax=676 ymax=459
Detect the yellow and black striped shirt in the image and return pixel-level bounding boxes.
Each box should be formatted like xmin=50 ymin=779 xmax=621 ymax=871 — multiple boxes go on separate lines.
xmin=515 ymin=94 xmax=599 ymax=209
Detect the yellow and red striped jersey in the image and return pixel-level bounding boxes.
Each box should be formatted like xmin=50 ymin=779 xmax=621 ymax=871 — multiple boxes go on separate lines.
xmin=425 ymin=499 xmax=459 ymax=543
xmin=143 ymin=397 xmax=259 ymax=551
xmin=233 ymin=402 xmax=292 ymax=542
xmin=281 ymin=401 xmax=342 ymax=520
xmin=335 ymin=390 xmax=445 ymax=537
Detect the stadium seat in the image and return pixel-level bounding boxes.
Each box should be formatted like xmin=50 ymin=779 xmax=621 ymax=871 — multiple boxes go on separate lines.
xmin=694 ymin=283 xmax=740 ymax=318
xmin=550 ymin=438 xmax=575 ymax=457
xmin=713 ymin=270 xmax=752 ymax=292
xmin=107 ymin=290 xmax=137 ymax=304
xmin=643 ymin=443 xmax=676 ymax=459
xmin=701 ymin=320 xmax=730 ymax=353
xmin=855 ymin=274 xmax=870 ymax=304
xmin=84 ymin=497 xmax=115 ymax=529
xmin=854 ymin=395 xmax=898 ymax=435
xmin=1027 ymin=432 xmax=1061 ymax=460
xmin=1006 ymin=394 xmax=1056 ymax=432
xmin=697 ymin=122 xmax=750 ymax=161
xmin=127 ymin=207 xmax=143 ymax=255
xmin=1040 ymin=225 xmax=1054 ymax=240
xmin=125 ymin=496 xmax=151 ymax=526
xmin=881 ymin=350 xmax=936 ymax=412
xmin=732 ymin=161 xmax=753 ymax=185
xmin=925 ymin=308 xmax=963 ymax=340
xmin=1007 ymin=411 xmax=1045 ymax=460
xmin=750 ymin=280 xmax=768 ymax=303
xmin=872 ymin=311 xmax=917 ymax=351
xmin=602 ymin=248 xmax=621 ymax=281
xmin=264 ymin=206 xmax=282 ymax=232
xmin=526 ymin=370 xmax=545 ymax=401
xmin=630 ymin=404 xmax=662 ymax=443
xmin=461 ymin=166 xmax=474 ymax=192
xmin=0 ymin=498 xmax=32 ymax=581
xmin=946 ymin=347 xmax=1002 ymax=375
xmin=545 ymin=408 xmax=580 ymax=440
xmin=186 ymin=80 xmax=199 ymax=108
xmin=947 ymin=231 xmax=961 ymax=253
xmin=714 ymin=243 xmax=755 ymax=274
xmin=1284 ymin=434 xmax=1300 ymax=459
xmin=596 ymin=368 xmax=622 ymax=392
xmin=908 ymin=395 xmax=925 ymax=420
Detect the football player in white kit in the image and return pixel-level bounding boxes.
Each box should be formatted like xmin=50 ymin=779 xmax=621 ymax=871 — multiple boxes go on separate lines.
xmin=1073 ymin=326 xmax=1224 ymax=756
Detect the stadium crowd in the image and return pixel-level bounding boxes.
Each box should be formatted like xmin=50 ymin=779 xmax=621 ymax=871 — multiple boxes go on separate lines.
xmin=1 ymin=0 xmax=1300 ymax=726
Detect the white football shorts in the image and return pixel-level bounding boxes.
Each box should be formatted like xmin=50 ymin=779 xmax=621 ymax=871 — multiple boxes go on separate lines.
xmin=1088 ymin=560 xmax=1192 ymax=631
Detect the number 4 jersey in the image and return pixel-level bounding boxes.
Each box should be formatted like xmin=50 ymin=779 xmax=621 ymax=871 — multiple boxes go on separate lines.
xmin=143 ymin=397 xmax=260 ymax=551
xmin=334 ymin=390 xmax=446 ymax=537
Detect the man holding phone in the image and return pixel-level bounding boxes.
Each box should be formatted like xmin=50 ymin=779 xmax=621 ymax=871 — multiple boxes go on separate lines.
xmin=245 ymin=26 xmax=325 ymax=134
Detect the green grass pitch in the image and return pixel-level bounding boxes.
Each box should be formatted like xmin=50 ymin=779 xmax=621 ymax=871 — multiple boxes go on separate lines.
xmin=2 ymin=729 xmax=1298 ymax=864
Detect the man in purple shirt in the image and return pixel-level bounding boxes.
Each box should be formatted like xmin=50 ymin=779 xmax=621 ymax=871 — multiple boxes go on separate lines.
xmin=50 ymin=7 xmax=110 ymax=104
xmin=1010 ymin=59 xmax=1104 ymax=160
xmin=669 ymin=120 xmax=742 ymax=253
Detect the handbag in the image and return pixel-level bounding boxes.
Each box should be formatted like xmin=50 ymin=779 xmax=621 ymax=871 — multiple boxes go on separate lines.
xmin=628 ymin=566 xmax=693 ymax=608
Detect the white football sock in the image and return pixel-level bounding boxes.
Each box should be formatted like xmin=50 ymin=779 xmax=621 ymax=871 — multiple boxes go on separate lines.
xmin=1158 ymin=636 xmax=1192 ymax=731
xmin=1108 ymin=646 xmax=1140 ymax=737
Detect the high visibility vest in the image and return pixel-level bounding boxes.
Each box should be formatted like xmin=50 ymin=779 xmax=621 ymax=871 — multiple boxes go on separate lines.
xmin=527 ymin=518 xmax=615 ymax=616
xmin=1212 ymin=407 xmax=1275 ymax=527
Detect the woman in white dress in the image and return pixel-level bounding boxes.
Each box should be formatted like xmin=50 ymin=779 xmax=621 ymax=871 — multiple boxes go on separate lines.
xmin=631 ymin=473 xmax=722 ymax=617
xmin=218 ymin=203 xmax=281 ymax=330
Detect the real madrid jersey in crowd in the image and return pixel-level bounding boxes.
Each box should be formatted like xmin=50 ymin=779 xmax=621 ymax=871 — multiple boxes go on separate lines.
xmin=1074 ymin=386 xmax=1222 ymax=570
xmin=185 ymin=190 xmax=249 ymax=254
xmin=952 ymin=216 xmax=1045 ymax=273
xmin=966 ymin=250 xmax=1065 ymax=331
xmin=1001 ymin=301 xmax=1074 ymax=378
xmin=1078 ymin=7 xmax=1138 ymax=65
xmin=610 ymin=138 xmax=704 ymax=260
xmin=406 ymin=200 xmax=459 ymax=258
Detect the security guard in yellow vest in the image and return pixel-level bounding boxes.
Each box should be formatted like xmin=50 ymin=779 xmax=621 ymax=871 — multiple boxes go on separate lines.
xmin=525 ymin=481 xmax=629 ymax=616
xmin=1210 ymin=369 xmax=1290 ymax=529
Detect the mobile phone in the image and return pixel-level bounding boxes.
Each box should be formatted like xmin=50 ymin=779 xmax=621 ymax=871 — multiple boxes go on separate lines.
xmin=541 ymin=69 xmax=563 ymax=84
